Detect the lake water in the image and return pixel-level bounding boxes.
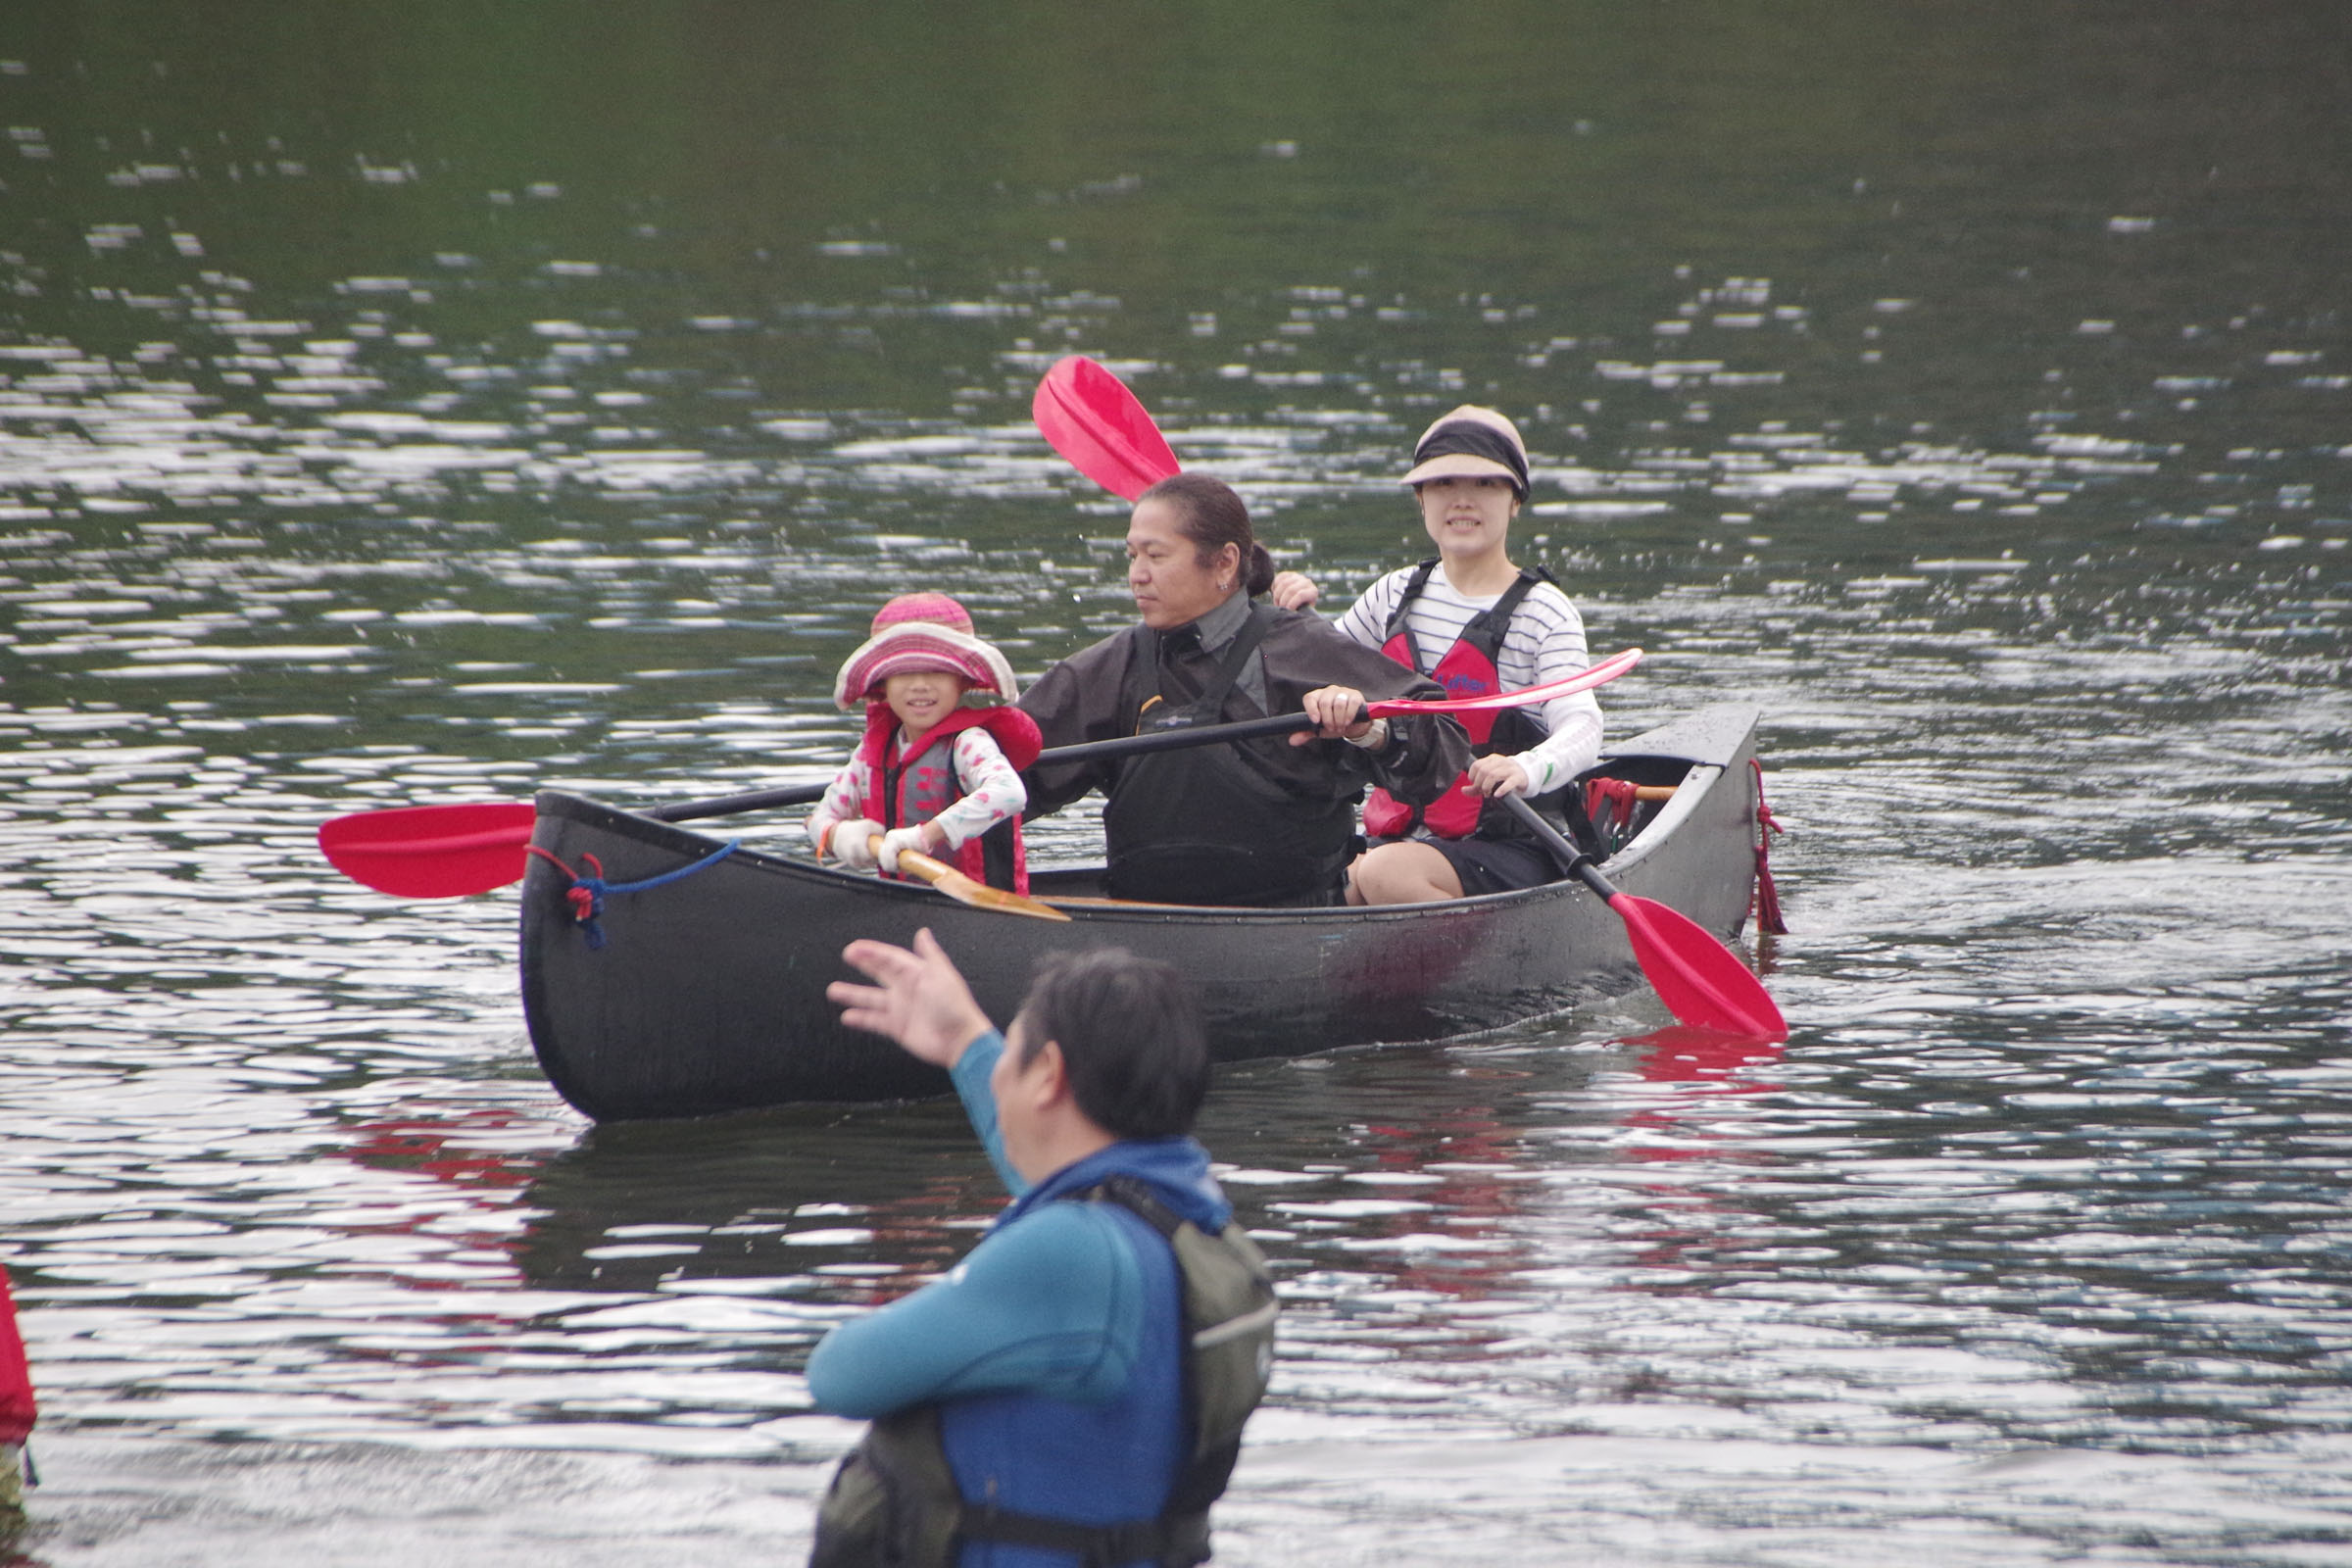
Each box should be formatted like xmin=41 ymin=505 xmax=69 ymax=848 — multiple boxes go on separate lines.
xmin=2 ymin=4 xmax=2348 ymax=1563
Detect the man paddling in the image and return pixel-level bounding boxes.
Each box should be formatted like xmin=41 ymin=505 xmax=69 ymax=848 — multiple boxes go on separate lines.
xmin=1019 ymin=472 xmax=1471 ymax=907
xmin=808 ymin=931 xmax=1276 ymax=1568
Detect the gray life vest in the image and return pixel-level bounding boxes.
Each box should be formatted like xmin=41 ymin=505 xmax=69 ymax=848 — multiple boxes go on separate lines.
xmin=808 ymin=1176 xmax=1279 ymax=1568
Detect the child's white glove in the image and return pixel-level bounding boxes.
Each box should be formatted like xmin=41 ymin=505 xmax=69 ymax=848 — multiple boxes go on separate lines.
xmin=876 ymin=825 xmax=931 ymax=874
xmin=825 ymin=818 xmax=886 ymax=870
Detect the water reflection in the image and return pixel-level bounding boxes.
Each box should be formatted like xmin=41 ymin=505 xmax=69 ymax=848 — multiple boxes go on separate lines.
xmin=7 ymin=2 xmax=2352 ymax=1560
xmin=510 ymin=1102 xmax=994 ymax=1301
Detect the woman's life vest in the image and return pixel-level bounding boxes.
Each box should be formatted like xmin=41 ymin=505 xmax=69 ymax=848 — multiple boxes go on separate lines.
xmin=808 ymin=1177 xmax=1279 ymax=1568
xmin=1100 ymin=607 xmax=1358 ymax=906
xmin=1361 ymin=560 xmax=1549 ymax=841
xmin=856 ymin=703 xmax=1043 ymax=895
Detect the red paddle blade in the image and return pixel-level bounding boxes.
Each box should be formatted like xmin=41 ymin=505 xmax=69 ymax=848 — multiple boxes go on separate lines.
xmin=318 ymin=803 xmax=537 ymax=898
xmin=1609 ymin=893 xmax=1788 ymax=1041
xmin=1032 ymin=356 xmax=1181 ymax=500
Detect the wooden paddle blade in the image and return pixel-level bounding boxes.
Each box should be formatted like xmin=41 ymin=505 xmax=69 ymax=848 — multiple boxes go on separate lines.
xmin=1033 ymin=356 xmax=1181 ymax=500
xmin=1608 ymin=892 xmax=1788 ymax=1041
xmin=891 ymin=845 xmax=1073 ymax=922
xmin=318 ymin=803 xmax=537 ymax=898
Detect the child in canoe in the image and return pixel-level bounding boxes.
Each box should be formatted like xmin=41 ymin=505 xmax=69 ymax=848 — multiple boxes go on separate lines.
xmin=807 ymin=593 xmax=1043 ymax=894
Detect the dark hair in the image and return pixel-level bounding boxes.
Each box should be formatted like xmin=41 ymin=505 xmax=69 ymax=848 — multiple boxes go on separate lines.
xmin=1015 ymin=947 xmax=1210 ymax=1139
xmin=1138 ymin=472 xmax=1277 ymax=598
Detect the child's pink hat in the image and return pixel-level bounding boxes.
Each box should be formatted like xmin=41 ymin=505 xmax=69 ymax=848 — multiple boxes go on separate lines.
xmin=832 ymin=593 xmax=1020 ymax=710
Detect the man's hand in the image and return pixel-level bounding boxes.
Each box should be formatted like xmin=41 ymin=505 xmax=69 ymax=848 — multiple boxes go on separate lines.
xmin=1293 ymin=684 xmax=1373 ymax=747
xmin=827 ymin=928 xmax=996 ymax=1069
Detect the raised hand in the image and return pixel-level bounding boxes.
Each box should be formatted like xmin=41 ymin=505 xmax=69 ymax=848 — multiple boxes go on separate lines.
xmin=827 ymin=928 xmax=996 ymax=1068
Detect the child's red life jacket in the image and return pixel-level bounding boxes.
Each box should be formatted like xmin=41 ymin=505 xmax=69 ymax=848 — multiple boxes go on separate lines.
xmin=1 ymin=1263 xmax=34 ymax=1448
xmin=1363 ymin=561 xmax=1547 ymax=840
xmin=856 ymin=703 xmax=1042 ymax=894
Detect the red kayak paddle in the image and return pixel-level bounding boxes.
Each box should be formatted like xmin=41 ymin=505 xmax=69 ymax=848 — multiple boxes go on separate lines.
xmin=1502 ymin=794 xmax=1787 ymax=1042
xmin=316 ymin=653 xmax=1642 ymax=899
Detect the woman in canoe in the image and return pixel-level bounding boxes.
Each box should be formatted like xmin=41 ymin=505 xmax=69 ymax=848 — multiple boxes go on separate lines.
xmin=1019 ymin=472 xmax=1472 ymax=906
xmin=1271 ymin=406 xmax=1604 ymax=905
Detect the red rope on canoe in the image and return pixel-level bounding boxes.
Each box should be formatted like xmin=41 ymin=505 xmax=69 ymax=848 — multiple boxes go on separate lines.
xmin=524 ymin=840 xmax=739 ymax=951
xmin=1750 ymin=758 xmax=1788 ymax=936
xmin=527 ymin=846 xmax=606 ymax=929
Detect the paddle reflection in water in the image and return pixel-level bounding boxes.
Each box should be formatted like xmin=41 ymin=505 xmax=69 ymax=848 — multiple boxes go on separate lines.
xmin=1268 ymin=1096 xmax=1542 ymax=1318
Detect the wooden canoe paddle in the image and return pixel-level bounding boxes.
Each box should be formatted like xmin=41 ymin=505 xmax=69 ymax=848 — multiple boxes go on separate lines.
xmin=876 ymin=837 xmax=1071 ymax=922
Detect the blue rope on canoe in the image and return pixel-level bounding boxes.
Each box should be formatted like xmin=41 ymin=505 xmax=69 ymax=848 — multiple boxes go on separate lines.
xmin=529 ymin=840 xmax=741 ymax=951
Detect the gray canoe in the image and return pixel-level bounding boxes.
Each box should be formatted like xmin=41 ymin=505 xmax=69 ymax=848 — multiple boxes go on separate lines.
xmin=518 ymin=704 xmax=1768 ymax=1122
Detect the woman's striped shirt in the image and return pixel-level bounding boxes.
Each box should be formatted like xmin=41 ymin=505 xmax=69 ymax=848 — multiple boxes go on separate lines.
xmin=1329 ymin=564 xmax=1603 ymax=796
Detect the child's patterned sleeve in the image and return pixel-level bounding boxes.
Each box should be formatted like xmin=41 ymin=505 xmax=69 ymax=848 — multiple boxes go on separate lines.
xmin=929 ymin=729 xmax=1029 ymax=848
xmin=807 ymin=758 xmax=869 ymax=854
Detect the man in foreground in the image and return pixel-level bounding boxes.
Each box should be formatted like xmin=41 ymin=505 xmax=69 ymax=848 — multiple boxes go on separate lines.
xmin=808 ymin=931 xmax=1276 ymax=1568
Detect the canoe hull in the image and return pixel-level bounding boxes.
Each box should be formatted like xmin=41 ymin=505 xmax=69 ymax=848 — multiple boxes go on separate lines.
xmin=520 ymin=705 xmax=1767 ymax=1121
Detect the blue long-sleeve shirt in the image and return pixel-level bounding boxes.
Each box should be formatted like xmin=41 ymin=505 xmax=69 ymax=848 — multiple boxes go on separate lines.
xmin=806 ymin=1030 xmax=1230 ymax=1418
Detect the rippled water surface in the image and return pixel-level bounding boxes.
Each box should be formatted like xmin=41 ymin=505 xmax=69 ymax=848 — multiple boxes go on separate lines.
xmin=3 ymin=5 xmax=2348 ymax=1563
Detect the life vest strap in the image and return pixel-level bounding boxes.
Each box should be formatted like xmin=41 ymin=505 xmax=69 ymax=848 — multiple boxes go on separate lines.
xmin=1367 ymin=562 xmax=1551 ymax=839
xmin=1137 ymin=605 xmax=1277 ymax=730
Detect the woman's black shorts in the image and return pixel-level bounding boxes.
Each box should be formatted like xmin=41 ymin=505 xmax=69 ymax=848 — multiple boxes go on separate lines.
xmin=1369 ymin=833 xmax=1558 ymax=897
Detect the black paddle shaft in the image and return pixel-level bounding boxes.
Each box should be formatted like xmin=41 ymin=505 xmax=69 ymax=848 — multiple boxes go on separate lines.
xmin=1502 ymin=793 xmax=1619 ymax=904
xmin=651 ymin=783 xmax=828 ymax=824
xmin=1025 ymin=710 xmax=1312 ymax=767
xmin=646 ymin=712 xmax=1320 ymax=826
